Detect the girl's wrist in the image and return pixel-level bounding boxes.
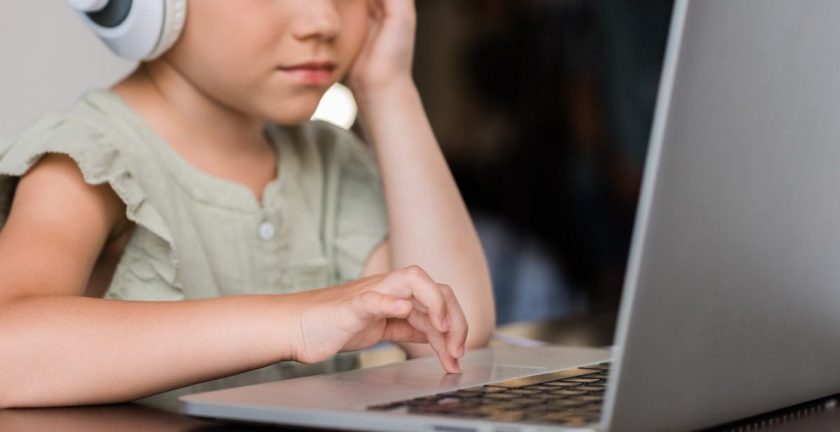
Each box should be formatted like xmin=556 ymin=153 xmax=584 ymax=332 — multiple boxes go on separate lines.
xmin=270 ymin=292 xmax=307 ymax=362
xmin=351 ymin=76 xmax=417 ymax=113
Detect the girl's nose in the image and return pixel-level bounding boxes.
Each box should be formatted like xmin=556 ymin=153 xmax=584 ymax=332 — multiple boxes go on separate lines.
xmin=291 ymin=0 xmax=342 ymax=42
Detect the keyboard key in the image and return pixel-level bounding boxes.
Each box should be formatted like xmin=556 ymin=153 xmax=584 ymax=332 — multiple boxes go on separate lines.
xmin=550 ymin=389 xmax=588 ymax=397
xmin=484 ymin=392 xmax=517 ymax=400
xmin=508 ymin=388 xmax=542 ymax=395
xmin=566 ymin=377 xmax=602 ymax=384
xmin=526 ymin=385 xmax=558 ymax=391
xmin=543 ymin=381 xmax=582 ymax=388
xmin=576 ymin=385 xmax=606 ymax=392
xmin=545 ymin=398 xmax=588 ymax=408
xmin=507 ymin=397 xmax=544 ymax=407
xmin=580 ymin=395 xmax=605 ymax=403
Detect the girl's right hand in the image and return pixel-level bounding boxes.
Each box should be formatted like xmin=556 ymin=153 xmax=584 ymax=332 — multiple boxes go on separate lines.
xmin=287 ymin=266 xmax=467 ymax=373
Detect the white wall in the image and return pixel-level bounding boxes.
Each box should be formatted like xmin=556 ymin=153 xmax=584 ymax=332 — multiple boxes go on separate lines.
xmin=0 ymin=0 xmax=135 ymax=137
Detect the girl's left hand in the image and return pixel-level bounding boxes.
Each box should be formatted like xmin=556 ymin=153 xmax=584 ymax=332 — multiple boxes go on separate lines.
xmin=347 ymin=0 xmax=417 ymax=96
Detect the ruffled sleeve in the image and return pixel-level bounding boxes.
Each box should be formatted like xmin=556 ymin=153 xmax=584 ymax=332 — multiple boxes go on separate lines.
xmin=0 ymin=114 xmax=180 ymax=291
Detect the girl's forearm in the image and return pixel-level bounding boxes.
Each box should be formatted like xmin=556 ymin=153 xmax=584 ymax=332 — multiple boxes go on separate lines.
xmin=356 ymin=80 xmax=496 ymax=350
xmin=0 ymin=294 xmax=296 ymax=408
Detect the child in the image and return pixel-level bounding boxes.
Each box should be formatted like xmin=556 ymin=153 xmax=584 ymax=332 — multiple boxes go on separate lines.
xmin=0 ymin=0 xmax=495 ymax=408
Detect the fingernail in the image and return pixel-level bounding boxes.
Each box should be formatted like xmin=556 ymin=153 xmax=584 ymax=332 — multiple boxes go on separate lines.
xmin=441 ymin=316 xmax=450 ymax=330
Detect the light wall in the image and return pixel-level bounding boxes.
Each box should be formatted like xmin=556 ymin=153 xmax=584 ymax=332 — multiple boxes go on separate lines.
xmin=0 ymin=0 xmax=135 ymax=138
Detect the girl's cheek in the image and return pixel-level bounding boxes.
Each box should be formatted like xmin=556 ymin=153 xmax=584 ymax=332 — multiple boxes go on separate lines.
xmin=340 ymin=5 xmax=371 ymax=53
xmin=344 ymin=26 xmax=369 ymax=63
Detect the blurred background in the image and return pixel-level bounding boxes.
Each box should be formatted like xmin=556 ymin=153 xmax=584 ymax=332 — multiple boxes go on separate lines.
xmin=1 ymin=0 xmax=674 ymax=326
xmin=413 ymin=0 xmax=674 ymax=324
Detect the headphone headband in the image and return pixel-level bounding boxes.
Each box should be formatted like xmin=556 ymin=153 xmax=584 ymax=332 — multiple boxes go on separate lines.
xmin=68 ymin=0 xmax=187 ymax=61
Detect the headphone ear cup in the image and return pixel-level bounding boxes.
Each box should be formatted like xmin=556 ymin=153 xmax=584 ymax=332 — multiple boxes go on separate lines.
xmin=70 ymin=0 xmax=186 ymax=61
xmin=84 ymin=0 xmax=132 ymax=28
xmin=146 ymin=0 xmax=187 ymax=60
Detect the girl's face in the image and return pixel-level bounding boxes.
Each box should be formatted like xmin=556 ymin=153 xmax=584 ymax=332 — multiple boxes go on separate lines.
xmin=164 ymin=0 xmax=370 ymax=124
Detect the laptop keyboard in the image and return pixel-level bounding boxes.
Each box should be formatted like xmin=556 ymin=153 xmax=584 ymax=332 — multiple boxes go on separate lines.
xmin=368 ymin=362 xmax=611 ymax=427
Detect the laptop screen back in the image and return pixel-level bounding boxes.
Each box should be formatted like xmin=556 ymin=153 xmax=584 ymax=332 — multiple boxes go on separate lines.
xmin=605 ymin=1 xmax=840 ymax=430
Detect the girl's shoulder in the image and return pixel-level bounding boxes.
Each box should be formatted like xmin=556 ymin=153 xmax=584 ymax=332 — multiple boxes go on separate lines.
xmin=0 ymin=89 xmax=173 ymax=250
xmin=1 ymin=89 xmax=139 ymax=168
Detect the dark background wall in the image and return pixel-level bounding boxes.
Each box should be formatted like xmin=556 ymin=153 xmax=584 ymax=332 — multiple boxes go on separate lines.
xmin=411 ymin=0 xmax=674 ymax=324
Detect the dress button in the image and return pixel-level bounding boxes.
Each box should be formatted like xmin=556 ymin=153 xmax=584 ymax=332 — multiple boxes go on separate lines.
xmin=258 ymin=222 xmax=275 ymax=241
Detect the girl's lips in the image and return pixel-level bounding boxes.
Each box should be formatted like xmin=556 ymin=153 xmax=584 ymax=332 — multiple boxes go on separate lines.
xmin=278 ymin=62 xmax=336 ymax=86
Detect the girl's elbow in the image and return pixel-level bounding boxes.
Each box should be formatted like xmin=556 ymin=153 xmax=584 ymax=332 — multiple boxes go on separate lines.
xmin=465 ymin=329 xmax=494 ymax=350
xmin=0 ymin=349 xmax=11 ymax=409
xmin=471 ymin=295 xmax=496 ymax=348
xmin=465 ymin=315 xmax=496 ymax=349
xmin=0 ymin=376 xmax=15 ymax=409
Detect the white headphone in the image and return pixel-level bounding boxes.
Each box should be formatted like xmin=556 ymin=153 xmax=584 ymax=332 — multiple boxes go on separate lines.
xmin=67 ymin=0 xmax=187 ymax=61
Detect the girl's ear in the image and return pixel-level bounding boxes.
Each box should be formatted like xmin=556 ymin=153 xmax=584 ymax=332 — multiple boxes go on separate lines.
xmin=66 ymin=0 xmax=187 ymax=61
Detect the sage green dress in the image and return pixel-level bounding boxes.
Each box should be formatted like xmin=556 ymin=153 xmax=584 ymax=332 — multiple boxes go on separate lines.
xmin=0 ymin=89 xmax=389 ymax=409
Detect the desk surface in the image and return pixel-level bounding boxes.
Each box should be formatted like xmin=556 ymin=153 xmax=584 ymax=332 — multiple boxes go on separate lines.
xmin=1 ymin=313 xmax=836 ymax=432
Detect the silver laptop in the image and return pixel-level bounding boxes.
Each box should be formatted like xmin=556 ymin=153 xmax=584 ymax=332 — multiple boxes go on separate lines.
xmin=179 ymin=1 xmax=840 ymax=430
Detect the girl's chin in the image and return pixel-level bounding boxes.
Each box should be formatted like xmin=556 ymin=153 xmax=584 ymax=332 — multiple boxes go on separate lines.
xmin=236 ymin=89 xmax=325 ymax=124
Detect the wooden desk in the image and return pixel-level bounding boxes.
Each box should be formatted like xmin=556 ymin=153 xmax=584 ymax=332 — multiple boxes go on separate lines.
xmin=1 ymin=313 xmax=837 ymax=431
